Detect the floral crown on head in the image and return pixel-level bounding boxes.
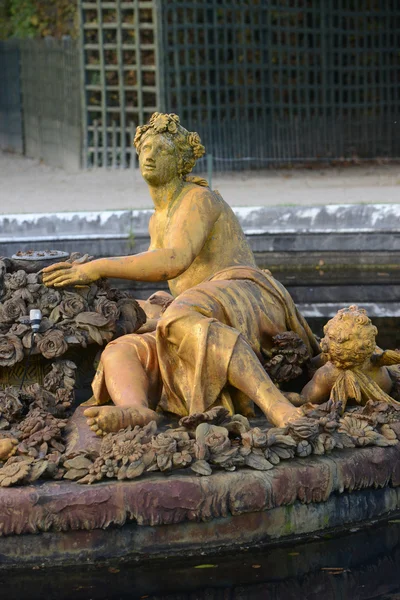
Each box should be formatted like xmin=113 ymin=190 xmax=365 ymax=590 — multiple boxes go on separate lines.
xmin=134 ymin=112 xmax=205 ymax=165
xmin=149 ymin=112 xmax=180 ymax=135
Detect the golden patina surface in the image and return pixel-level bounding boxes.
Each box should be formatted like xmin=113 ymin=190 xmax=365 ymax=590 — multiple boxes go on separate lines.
xmin=287 ymin=305 xmax=400 ymax=411
xmin=43 ymin=113 xmax=321 ymax=434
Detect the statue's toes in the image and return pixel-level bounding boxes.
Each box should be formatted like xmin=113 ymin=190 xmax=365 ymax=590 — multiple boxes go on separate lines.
xmin=95 ymin=414 xmax=108 ymax=431
xmin=84 ymin=407 xmax=99 ymax=418
xmin=94 ymin=407 xmax=122 ymax=433
xmin=88 ymin=418 xmax=106 ymax=436
xmin=84 ymin=408 xmax=106 ymax=435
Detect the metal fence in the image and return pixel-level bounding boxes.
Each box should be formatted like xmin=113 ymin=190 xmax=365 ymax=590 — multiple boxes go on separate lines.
xmin=79 ymin=0 xmax=162 ymax=167
xmin=160 ymin=0 xmax=400 ymax=171
xmin=0 ymin=40 xmax=23 ymax=154
xmin=19 ymin=38 xmax=82 ymax=171
xmin=1 ymin=1 xmax=400 ymax=171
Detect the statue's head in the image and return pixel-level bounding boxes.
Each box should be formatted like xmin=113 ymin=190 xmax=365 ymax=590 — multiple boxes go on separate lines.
xmin=321 ymin=305 xmax=377 ymax=369
xmin=134 ymin=113 xmax=205 ymax=185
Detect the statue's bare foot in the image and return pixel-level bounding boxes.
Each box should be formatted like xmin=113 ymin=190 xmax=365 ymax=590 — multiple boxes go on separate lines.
xmin=255 ymin=382 xmax=305 ymax=428
xmin=84 ymin=406 xmax=161 ymax=436
xmin=286 ymin=415 xmax=320 ymax=439
xmin=273 ymin=406 xmax=304 ymax=428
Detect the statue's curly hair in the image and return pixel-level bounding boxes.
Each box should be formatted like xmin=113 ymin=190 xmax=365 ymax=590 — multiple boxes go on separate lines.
xmin=321 ymin=305 xmax=377 ymax=369
xmin=134 ymin=112 xmax=205 ymax=178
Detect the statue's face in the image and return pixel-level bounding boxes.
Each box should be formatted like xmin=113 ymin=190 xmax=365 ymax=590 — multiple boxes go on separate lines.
xmin=139 ymin=133 xmax=179 ymax=185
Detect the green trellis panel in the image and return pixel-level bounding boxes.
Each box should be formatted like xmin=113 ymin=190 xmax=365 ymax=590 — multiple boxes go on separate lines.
xmin=159 ymin=0 xmax=400 ymax=172
xmin=78 ymin=0 xmax=162 ymax=168
xmin=78 ymin=0 xmax=400 ymax=170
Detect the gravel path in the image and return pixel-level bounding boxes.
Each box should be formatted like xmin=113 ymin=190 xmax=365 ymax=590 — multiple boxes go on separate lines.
xmin=1 ymin=151 xmax=400 ymax=214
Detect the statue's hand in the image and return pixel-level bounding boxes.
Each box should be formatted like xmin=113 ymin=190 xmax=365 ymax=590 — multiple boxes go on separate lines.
xmin=42 ymin=261 xmax=99 ymax=288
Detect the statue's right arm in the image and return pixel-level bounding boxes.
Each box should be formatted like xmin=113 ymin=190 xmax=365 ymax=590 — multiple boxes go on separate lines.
xmin=41 ymin=248 xmax=195 ymax=287
xmin=42 ymin=189 xmax=221 ymax=288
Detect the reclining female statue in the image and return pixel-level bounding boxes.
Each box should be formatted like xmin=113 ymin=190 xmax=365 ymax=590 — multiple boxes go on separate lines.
xmin=43 ymin=113 xmax=320 ymax=435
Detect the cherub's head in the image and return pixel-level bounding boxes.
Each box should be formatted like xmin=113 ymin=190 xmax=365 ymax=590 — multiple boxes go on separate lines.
xmin=321 ymin=305 xmax=377 ymax=369
xmin=134 ymin=113 xmax=205 ymax=185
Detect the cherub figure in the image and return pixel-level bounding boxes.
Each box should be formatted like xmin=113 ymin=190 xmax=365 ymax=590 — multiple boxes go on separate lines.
xmin=43 ymin=113 xmax=319 ymax=434
xmin=289 ymin=305 xmax=400 ymax=412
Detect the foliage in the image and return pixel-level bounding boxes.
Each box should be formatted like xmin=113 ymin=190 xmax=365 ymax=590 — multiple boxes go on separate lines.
xmin=0 ymin=0 xmax=78 ymax=40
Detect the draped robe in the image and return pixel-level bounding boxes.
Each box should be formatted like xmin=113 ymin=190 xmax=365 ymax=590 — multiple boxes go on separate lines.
xmin=92 ymin=266 xmax=319 ymax=417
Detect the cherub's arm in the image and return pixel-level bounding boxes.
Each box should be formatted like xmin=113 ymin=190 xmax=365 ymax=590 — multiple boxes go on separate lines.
xmin=284 ymin=365 xmax=335 ymax=407
xmin=371 ymin=348 xmax=400 ymax=367
xmin=42 ymin=190 xmax=220 ymax=288
xmin=299 ymin=365 xmax=335 ymax=404
xmin=310 ymin=353 xmax=328 ymax=370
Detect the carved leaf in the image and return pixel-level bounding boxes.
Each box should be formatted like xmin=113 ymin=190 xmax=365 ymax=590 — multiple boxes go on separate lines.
xmin=264 ymin=449 xmax=280 ymax=465
xmin=75 ymin=312 xmax=109 ymax=327
xmin=64 ymin=456 xmax=94 ymax=471
xmin=25 ymin=460 xmax=48 ymax=483
xmin=245 ymin=452 xmax=274 ymax=470
xmin=190 ymin=460 xmax=212 ymax=476
xmin=64 ymin=468 xmax=90 ymax=480
xmin=49 ymin=306 xmax=61 ymax=323
xmin=126 ymin=460 xmax=145 ymax=479
xmin=85 ymin=325 xmax=104 ymax=346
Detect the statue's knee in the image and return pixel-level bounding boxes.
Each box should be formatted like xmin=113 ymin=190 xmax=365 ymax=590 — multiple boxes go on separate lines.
xmin=157 ymin=305 xmax=183 ymax=340
xmin=157 ymin=303 xmax=199 ymax=345
xmin=101 ymin=345 xmax=118 ymax=365
xmin=101 ymin=340 xmax=128 ymax=364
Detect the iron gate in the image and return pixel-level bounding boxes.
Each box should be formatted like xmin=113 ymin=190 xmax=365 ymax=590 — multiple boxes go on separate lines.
xmin=79 ymin=0 xmax=162 ymax=167
xmin=159 ymin=0 xmax=400 ymax=171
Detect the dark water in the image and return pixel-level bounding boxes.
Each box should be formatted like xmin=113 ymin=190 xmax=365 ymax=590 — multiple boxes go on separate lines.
xmin=2 ymin=520 xmax=400 ymax=600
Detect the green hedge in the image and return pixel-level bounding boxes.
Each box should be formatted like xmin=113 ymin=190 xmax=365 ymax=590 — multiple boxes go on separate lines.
xmin=0 ymin=0 xmax=77 ymax=40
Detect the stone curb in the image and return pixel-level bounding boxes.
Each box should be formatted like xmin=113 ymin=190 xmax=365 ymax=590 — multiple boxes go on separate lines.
xmin=1 ymin=435 xmax=399 ymax=535
xmin=1 ymin=204 xmax=400 ymax=243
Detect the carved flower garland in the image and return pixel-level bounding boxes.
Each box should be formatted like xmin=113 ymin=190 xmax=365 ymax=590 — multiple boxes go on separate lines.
xmin=37 ymin=330 xmax=68 ymax=359
xmin=133 ymin=112 xmax=206 ymax=169
xmin=56 ymin=404 xmax=400 ymax=487
xmin=0 ymin=361 xmax=76 ymax=484
xmin=149 ymin=112 xmax=180 ymax=134
xmin=1 ymin=398 xmax=399 ymax=487
xmin=0 ymin=461 xmax=30 ymax=486
xmin=0 ymin=334 xmax=24 ymax=366
xmin=0 ymin=257 xmax=146 ymax=366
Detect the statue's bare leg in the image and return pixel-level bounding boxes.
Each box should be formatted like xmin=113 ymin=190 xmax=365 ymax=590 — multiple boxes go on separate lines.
xmin=155 ymin=292 xmax=305 ymax=428
xmin=84 ymin=344 xmax=161 ymax=435
xmin=226 ymin=337 xmax=302 ymax=427
xmin=85 ymin=302 xmax=303 ymax=434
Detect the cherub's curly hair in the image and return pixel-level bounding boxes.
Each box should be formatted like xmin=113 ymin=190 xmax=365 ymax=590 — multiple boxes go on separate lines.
xmin=134 ymin=112 xmax=205 ymax=178
xmin=321 ymin=305 xmax=377 ymax=369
